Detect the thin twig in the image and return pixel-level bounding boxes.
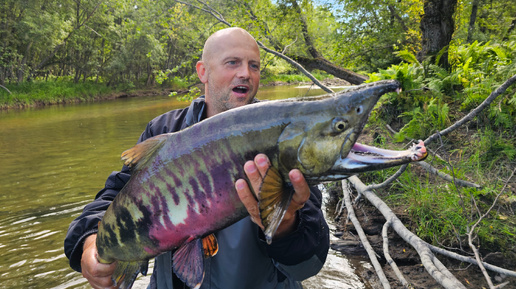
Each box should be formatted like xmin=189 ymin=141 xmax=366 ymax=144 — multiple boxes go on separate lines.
xmin=0 ymin=84 xmax=12 ymax=95
xmin=467 ymin=166 xmax=516 ymax=288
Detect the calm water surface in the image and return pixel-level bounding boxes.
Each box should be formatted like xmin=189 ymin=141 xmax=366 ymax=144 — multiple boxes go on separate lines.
xmin=0 ymin=85 xmax=368 ymax=288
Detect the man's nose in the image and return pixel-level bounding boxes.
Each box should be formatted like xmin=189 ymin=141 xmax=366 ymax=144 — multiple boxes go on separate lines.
xmin=236 ymin=63 xmax=251 ymax=79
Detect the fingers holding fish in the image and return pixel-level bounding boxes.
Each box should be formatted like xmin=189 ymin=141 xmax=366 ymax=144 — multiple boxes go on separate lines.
xmin=288 ymin=169 xmax=310 ymax=212
xmin=235 ymin=178 xmax=265 ymax=230
xmin=81 ymin=234 xmax=118 ymax=289
xmin=243 ymin=153 xmax=271 ymax=198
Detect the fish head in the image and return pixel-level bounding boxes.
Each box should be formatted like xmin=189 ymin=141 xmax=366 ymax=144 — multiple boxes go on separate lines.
xmin=278 ymin=80 xmax=401 ymax=176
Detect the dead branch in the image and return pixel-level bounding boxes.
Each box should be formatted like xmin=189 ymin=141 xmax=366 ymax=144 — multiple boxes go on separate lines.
xmin=382 ymin=221 xmax=410 ymax=288
xmin=342 ymin=180 xmax=391 ymax=289
xmin=426 ymin=244 xmax=516 ymax=277
xmin=415 ymin=161 xmax=482 ymax=188
xmin=348 ymin=176 xmax=468 ymax=289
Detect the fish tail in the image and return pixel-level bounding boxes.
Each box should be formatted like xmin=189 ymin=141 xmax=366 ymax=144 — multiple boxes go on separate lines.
xmin=112 ymin=260 xmax=149 ymax=289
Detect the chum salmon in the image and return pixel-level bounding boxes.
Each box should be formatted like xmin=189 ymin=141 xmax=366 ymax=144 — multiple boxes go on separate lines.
xmin=96 ymin=80 xmax=427 ymax=288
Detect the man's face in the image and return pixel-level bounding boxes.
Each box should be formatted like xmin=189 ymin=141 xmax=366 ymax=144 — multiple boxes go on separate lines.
xmin=198 ymin=30 xmax=261 ymax=117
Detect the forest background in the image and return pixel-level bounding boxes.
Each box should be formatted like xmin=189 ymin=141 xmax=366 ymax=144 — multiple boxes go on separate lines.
xmin=1 ymin=0 xmax=515 ymax=287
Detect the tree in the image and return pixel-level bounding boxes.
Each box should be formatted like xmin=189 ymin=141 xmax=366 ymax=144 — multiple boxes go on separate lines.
xmin=418 ymin=0 xmax=458 ymax=68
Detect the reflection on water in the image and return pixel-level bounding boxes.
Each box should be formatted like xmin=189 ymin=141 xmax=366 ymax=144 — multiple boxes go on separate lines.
xmin=0 ymin=85 xmax=366 ymax=288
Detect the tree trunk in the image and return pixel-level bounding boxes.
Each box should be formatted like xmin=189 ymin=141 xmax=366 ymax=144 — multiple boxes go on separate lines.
xmin=467 ymin=0 xmax=480 ymax=42
xmin=418 ymin=0 xmax=458 ymax=68
xmin=18 ymin=42 xmax=32 ymax=83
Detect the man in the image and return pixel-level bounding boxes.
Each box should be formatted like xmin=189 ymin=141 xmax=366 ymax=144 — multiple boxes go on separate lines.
xmin=64 ymin=27 xmax=330 ymax=289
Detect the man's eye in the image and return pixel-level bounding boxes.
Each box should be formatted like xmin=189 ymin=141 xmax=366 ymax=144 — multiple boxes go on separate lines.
xmin=227 ymin=61 xmax=237 ymax=65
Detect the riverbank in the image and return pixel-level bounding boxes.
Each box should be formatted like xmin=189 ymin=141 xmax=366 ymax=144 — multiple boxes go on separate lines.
xmin=0 ymin=75 xmax=350 ymax=110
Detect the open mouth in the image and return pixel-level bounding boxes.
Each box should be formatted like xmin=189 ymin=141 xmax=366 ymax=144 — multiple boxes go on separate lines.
xmin=232 ymin=85 xmax=249 ymax=94
xmin=332 ymin=140 xmax=427 ymax=173
xmin=305 ymin=141 xmax=428 ymax=182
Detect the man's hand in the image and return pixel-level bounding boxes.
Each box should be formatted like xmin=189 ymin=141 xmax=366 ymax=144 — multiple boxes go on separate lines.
xmin=81 ymin=234 xmax=118 ymax=289
xmin=235 ymin=154 xmax=310 ymax=239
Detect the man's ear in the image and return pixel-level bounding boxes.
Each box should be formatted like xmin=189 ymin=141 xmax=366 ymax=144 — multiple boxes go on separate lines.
xmin=196 ymin=61 xmax=208 ymax=83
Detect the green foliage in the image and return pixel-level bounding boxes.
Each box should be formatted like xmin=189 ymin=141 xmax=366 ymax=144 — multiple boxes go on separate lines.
xmin=379 ymin=167 xmax=516 ymax=255
xmin=369 ymin=40 xmax=516 ymax=140
xmin=395 ymin=98 xmax=450 ymax=141
xmin=175 ymin=86 xmax=201 ymax=102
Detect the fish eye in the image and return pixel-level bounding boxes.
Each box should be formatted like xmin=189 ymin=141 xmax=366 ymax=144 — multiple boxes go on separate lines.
xmin=332 ymin=118 xmax=347 ymax=132
xmin=356 ymin=105 xmax=363 ymax=115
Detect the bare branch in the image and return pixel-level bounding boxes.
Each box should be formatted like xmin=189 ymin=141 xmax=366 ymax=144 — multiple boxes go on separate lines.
xmin=348 ymin=176 xmax=467 ymax=289
xmin=367 ymin=164 xmax=408 ymax=191
xmin=467 ymin=167 xmax=516 ymax=288
xmin=382 ymin=221 xmax=410 ymax=288
xmin=415 ymin=161 xmax=482 ymax=188
xmin=342 ymin=180 xmax=391 ymax=289
xmin=427 ymin=244 xmax=516 ymax=277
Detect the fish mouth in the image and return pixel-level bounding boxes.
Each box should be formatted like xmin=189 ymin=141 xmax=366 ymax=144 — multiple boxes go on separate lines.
xmin=307 ymin=140 xmax=428 ymax=182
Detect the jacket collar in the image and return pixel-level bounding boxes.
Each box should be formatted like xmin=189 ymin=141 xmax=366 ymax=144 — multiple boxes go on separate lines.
xmin=184 ymin=96 xmax=207 ymax=128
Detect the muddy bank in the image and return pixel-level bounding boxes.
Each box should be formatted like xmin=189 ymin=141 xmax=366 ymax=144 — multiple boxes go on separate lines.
xmin=325 ymin=183 xmax=516 ymax=289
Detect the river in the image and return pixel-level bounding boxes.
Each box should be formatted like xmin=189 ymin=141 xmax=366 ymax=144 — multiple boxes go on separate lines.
xmin=0 ymin=84 xmax=370 ymax=288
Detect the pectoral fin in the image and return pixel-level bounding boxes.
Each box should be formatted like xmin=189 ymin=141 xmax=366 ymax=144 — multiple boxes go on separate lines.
xmin=172 ymin=234 xmax=219 ymax=289
xmin=258 ymin=166 xmax=293 ymax=244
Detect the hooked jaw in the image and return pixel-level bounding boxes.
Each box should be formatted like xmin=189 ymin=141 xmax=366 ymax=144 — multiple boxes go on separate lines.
xmin=307 ymin=140 xmax=428 ymax=182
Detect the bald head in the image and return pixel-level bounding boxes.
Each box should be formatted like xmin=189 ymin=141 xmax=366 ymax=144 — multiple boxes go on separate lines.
xmin=201 ymin=28 xmax=259 ymax=64
xmin=196 ymin=27 xmax=261 ymax=117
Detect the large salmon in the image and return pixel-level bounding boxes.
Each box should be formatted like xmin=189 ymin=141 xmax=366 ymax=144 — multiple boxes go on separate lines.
xmin=96 ymin=80 xmax=427 ymax=288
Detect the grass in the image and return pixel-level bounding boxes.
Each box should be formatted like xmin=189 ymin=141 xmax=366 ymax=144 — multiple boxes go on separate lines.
xmin=361 ymin=130 xmax=516 ymax=257
xmin=0 ymin=79 xmax=119 ymax=109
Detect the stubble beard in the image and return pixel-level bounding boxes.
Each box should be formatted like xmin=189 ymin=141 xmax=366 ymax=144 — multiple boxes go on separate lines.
xmin=207 ymin=81 xmax=254 ymax=114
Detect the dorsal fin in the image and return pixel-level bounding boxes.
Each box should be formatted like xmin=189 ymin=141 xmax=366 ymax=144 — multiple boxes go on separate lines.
xmin=121 ymin=134 xmax=169 ymax=171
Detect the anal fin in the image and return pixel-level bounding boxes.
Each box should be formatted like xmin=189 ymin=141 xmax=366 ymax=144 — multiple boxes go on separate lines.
xmin=111 ymin=260 xmax=148 ymax=289
xmin=258 ymin=166 xmax=293 ymax=244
